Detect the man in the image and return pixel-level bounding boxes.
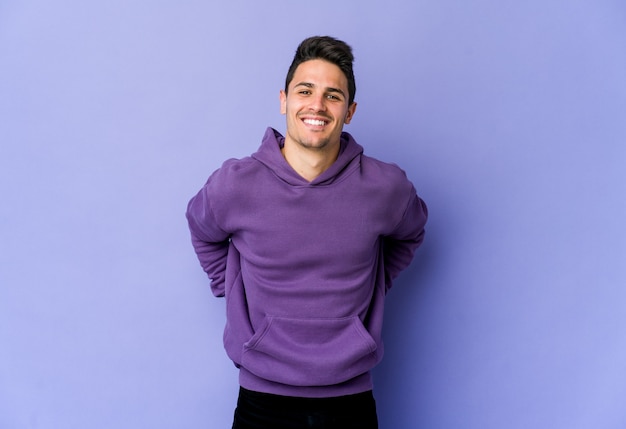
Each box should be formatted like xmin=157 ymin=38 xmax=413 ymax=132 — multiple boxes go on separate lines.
xmin=186 ymin=36 xmax=427 ymax=429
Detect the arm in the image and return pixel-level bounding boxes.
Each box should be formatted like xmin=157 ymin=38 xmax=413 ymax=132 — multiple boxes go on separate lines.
xmin=383 ymin=187 xmax=428 ymax=292
xmin=186 ymin=184 xmax=230 ymax=297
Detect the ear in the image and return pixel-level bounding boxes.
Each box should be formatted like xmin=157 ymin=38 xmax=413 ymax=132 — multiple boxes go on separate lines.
xmin=279 ymin=90 xmax=287 ymax=115
xmin=344 ymin=102 xmax=357 ymax=124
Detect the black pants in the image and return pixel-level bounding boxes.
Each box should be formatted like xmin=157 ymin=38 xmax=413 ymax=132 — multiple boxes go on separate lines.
xmin=232 ymin=387 xmax=378 ymax=429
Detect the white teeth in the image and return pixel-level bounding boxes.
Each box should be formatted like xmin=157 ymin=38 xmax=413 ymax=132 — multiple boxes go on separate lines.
xmin=303 ymin=119 xmax=326 ymax=126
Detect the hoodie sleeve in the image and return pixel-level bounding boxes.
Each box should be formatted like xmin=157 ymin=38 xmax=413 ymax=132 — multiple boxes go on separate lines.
xmin=382 ymin=186 xmax=428 ymax=292
xmin=186 ymin=179 xmax=231 ymax=297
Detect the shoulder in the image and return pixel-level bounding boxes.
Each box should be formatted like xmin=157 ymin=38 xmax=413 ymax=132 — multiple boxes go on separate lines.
xmin=205 ymin=156 xmax=260 ymax=190
xmin=360 ymin=154 xmax=414 ymax=189
xmin=215 ymin=156 xmax=258 ymax=177
xmin=190 ymin=156 xmax=262 ymax=222
xmin=356 ymin=155 xmax=418 ymax=216
xmin=190 ymin=157 xmax=261 ymax=214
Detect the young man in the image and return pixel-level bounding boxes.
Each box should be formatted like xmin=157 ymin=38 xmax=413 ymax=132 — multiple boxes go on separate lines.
xmin=186 ymin=36 xmax=428 ymax=429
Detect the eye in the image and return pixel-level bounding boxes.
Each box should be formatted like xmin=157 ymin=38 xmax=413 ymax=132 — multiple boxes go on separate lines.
xmin=298 ymin=90 xmax=311 ymax=95
xmin=326 ymin=94 xmax=341 ymax=100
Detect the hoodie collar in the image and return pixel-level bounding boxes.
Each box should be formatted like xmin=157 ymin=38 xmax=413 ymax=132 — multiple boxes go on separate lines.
xmin=252 ymin=127 xmax=363 ymax=186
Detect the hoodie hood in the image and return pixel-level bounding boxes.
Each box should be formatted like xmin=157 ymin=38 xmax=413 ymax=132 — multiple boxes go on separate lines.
xmin=251 ymin=127 xmax=364 ymax=187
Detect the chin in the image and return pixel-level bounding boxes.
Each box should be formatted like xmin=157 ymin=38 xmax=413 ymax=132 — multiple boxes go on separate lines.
xmin=300 ymin=139 xmax=332 ymax=150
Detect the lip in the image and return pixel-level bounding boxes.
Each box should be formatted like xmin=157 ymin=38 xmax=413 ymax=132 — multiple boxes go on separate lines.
xmin=300 ymin=116 xmax=330 ymax=128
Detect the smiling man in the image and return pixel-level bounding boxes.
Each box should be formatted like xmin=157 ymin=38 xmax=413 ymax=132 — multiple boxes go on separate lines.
xmin=186 ymin=36 xmax=428 ymax=429
xmin=280 ymin=57 xmax=356 ymax=181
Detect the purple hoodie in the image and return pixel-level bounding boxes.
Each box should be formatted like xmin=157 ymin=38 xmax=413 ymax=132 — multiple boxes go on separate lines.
xmin=186 ymin=127 xmax=427 ymax=398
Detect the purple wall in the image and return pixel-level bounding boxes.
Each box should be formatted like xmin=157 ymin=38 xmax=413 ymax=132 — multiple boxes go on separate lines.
xmin=1 ymin=1 xmax=625 ymax=428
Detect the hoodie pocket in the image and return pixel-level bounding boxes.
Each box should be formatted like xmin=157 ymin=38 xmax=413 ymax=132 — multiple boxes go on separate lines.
xmin=241 ymin=315 xmax=379 ymax=387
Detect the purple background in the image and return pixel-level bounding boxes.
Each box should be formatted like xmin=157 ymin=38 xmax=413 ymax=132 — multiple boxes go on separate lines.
xmin=1 ymin=1 xmax=625 ymax=428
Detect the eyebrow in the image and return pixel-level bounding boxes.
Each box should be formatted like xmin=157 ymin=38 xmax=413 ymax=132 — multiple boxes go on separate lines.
xmin=294 ymin=82 xmax=346 ymax=98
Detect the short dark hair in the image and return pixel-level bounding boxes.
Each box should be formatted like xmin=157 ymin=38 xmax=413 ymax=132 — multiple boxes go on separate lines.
xmin=284 ymin=36 xmax=356 ymax=105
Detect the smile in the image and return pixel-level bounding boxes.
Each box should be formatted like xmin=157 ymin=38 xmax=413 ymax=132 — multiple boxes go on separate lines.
xmin=303 ymin=118 xmax=328 ymax=126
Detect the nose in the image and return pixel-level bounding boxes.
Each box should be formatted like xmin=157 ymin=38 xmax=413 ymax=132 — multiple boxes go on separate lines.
xmin=308 ymin=93 xmax=327 ymax=112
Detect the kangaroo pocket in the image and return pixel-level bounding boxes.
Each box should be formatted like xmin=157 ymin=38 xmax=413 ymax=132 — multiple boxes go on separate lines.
xmin=241 ymin=315 xmax=379 ymax=387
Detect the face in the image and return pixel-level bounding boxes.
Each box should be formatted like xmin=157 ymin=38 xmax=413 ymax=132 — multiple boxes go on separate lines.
xmin=280 ymin=59 xmax=357 ymax=152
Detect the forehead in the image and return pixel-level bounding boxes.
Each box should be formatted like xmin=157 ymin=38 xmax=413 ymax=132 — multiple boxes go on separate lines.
xmin=290 ymin=59 xmax=348 ymax=90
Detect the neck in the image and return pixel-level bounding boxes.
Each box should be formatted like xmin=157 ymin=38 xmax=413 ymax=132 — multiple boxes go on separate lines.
xmin=281 ymin=138 xmax=340 ymax=182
